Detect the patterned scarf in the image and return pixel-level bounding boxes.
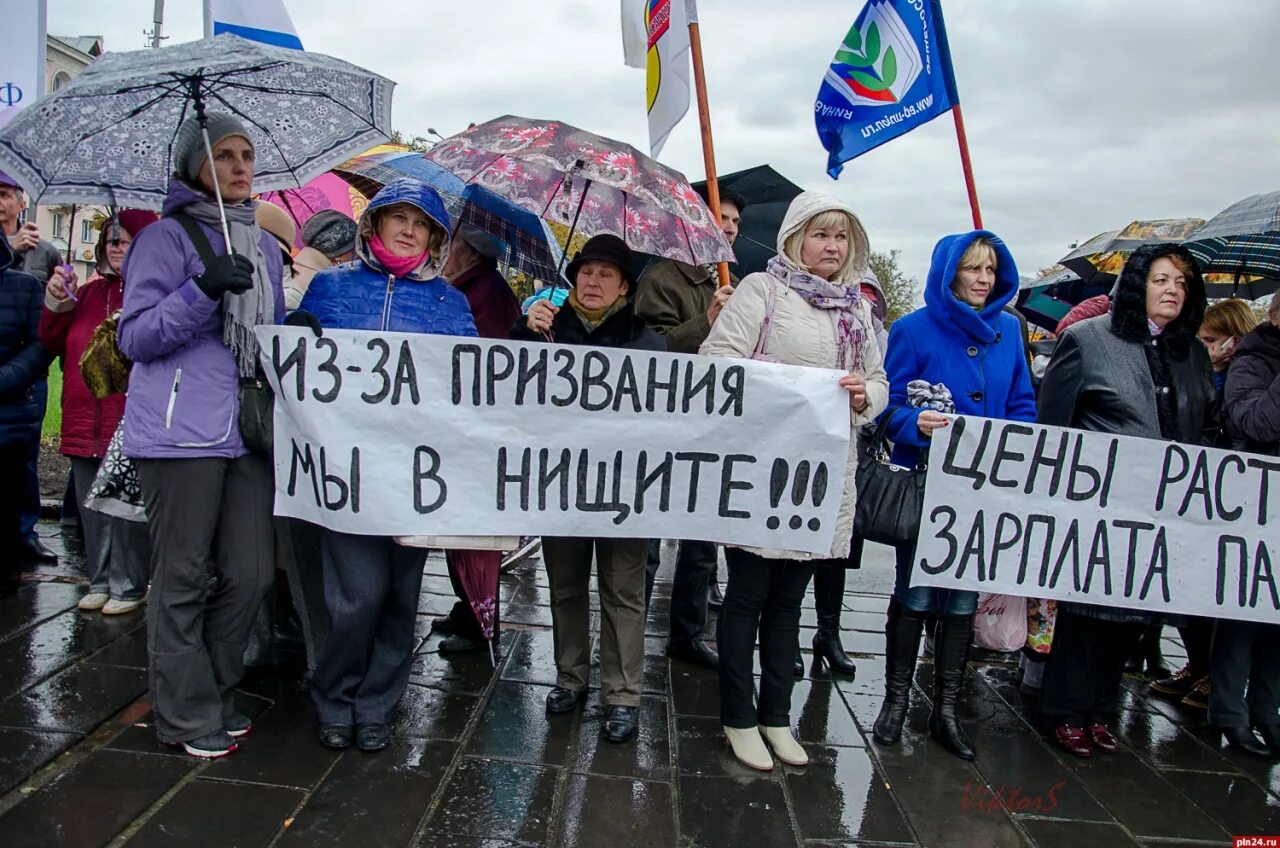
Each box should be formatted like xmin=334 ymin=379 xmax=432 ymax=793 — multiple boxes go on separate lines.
xmin=567 ymin=288 xmax=626 ymax=332
xmin=766 ymin=256 xmax=867 ymax=371
xmin=182 ymin=197 xmax=274 ymax=378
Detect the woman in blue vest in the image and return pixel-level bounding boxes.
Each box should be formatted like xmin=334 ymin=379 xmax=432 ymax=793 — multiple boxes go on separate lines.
xmin=871 ymin=231 xmax=1036 ymax=760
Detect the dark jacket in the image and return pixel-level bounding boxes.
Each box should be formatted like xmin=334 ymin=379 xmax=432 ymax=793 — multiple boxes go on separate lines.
xmin=0 ymin=237 xmax=51 ymax=445
xmin=16 ymin=238 xmax=60 ymax=288
xmin=39 ymin=274 xmax=127 ymax=457
xmin=881 ymin=230 xmax=1037 ymax=468
xmin=452 ymin=259 xmax=520 ymax=340
xmin=510 ymin=292 xmax=665 ymax=352
xmin=301 ymin=180 xmax=477 ymax=338
xmin=1224 ymin=321 xmax=1280 ymax=455
xmin=1037 ymin=243 xmax=1214 ymax=623
xmin=1038 ymin=245 xmax=1213 ymax=444
xmin=634 ymin=258 xmax=734 ymax=354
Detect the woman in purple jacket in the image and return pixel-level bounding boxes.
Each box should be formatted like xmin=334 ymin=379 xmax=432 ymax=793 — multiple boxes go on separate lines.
xmin=117 ymin=113 xmax=284 ymax=759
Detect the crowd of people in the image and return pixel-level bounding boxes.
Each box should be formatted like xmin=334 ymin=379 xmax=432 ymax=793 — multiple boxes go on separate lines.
xmin=1 ymin=110 xmax=1277 ymax=767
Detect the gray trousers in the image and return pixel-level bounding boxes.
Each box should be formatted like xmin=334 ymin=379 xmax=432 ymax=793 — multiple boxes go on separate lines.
xmin=544 ymin=536 xmax=647 ymax=707
xmin=311 ymin=531 xmax=427 ymax=726
xmin=71 ymin=456 xmax=150 ymax=601
xmin=1208 ymin=619 xmax=1280 ymax=729
xmin=138 ymin=455 xmax=275 ymax=743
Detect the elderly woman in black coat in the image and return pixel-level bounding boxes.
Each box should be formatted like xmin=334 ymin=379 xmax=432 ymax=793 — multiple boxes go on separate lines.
xmin=1036 ymin=244 xmax=1215 ymax=758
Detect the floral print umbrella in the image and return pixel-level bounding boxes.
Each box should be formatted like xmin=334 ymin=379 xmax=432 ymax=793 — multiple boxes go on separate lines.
xmin=1058 ymin=219 xmax=1205 ymax=279
xmin=425 ymin=116 xmax=735 ymax=268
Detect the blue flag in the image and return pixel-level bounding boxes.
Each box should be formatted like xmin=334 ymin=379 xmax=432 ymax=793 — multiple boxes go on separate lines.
xmin=815 ymin=0 xmax=959 ymax=179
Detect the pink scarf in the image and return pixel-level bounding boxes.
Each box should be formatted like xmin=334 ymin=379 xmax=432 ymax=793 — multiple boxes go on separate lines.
xmin=369 ymin=234 xmax=428 ymax=277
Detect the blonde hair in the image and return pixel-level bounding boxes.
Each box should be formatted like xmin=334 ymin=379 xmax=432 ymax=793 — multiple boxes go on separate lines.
xmin=957 ymin=239 xmax=997 ymax=272
xmin=783 ymin=209 xmax=859 ymax=281
xmin=1201 ymin=298 xmax=1258 ymax=339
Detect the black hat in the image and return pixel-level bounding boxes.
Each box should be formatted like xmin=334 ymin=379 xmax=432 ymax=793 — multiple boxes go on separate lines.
xmin=565 ymin=234 xmax=634 ymax=288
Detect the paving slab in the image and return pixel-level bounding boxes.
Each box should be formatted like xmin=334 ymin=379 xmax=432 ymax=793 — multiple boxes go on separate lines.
xmin=126 ymin=778 xmax=303 ymax=848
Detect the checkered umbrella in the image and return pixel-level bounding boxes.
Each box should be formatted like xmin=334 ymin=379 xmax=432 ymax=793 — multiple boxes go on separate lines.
xmin=333 ymin=151 xmax=562 ymax=283
xmin=1186 ymin=191 xmax=1280 ymax=285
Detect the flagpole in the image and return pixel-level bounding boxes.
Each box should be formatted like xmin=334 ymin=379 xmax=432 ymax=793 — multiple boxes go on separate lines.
xmin=951 ymin=107 xmax=982 ymax=229
xmin=685 ymin=7 xmax=731 ymax=288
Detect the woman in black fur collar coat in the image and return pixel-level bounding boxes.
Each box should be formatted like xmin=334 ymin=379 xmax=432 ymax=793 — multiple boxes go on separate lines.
xmin=1035 ymin=243 xmax=1215 ymax=758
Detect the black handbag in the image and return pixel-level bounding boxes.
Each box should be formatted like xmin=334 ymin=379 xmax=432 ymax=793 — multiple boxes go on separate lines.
xmin=172 ymin=213 xmax=274 ymax=456
xmin=853 ymin=409 xmax=926 ymax=547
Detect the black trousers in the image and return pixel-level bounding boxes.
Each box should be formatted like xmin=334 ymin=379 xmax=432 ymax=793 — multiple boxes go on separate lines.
xmin=0 ymin=442 xmax=29 ymax=591
xmin=1208 ymin=619 xmax=1280 ymax=729
xmin=1179 ymin=616 xmax=1215 ymax=677
xmin=717 ymin=548 xmax=816 ymax=728
xmin=1038 ymin=610 xmax=1143 ymax=730
xmin=645 ymin=538 xmax=717 ymax=648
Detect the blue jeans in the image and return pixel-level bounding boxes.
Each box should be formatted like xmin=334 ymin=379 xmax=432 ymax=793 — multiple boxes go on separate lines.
xmin=892 ymin=543 xmax=977 ymax=616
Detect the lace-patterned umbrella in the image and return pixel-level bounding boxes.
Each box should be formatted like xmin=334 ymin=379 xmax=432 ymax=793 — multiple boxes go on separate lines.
xmin=0 ymin=34 xmax=393 ymax=246
xmin=425 ymin=116 xmax=735 ymax=277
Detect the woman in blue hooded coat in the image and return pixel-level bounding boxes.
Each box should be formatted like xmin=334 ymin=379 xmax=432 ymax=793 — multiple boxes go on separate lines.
xmin=871 ymin=232 xmax=1036 ymax=760
xmin=295 ymin=179 xmax=477 ymax=753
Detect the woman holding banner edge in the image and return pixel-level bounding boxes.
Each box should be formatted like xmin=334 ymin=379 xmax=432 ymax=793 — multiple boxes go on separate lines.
xmin=294 ymin=179 xmax=477 ymax=753
xmin=699 ymin=191 xmax=887 ymax=771
xmin=1035 ymin=243 xmax=1214 ymax=758
xmin=512 ymin=233 xmax=663 ymax=745
xmin=871 ymin=231 xmax=1036 ymax=761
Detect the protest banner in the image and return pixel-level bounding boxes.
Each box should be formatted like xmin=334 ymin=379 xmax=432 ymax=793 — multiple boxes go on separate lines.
xmin=255 ymin=327 xmax=852 ymax=554
xmin=911 ymin=416 xmax=1280 ymax=624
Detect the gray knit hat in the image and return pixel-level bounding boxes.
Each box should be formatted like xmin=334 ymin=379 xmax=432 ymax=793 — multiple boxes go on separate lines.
xmin=173 ymin=111 xmax=252 ymax=182
xmin=301 ymin=209 xmax=358 ymax=259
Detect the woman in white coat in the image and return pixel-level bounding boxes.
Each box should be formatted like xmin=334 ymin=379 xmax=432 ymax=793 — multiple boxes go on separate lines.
xmin=700 ymin=191 xmax=888 ymax=770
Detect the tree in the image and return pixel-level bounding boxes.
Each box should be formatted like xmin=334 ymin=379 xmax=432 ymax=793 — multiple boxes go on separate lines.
xmin=388 ymin=129 xmax=431 ymax=153
xmin=868 ymin=249 xmax=921 ymax=325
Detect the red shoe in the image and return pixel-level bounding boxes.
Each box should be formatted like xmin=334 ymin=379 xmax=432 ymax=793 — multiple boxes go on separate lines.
xmin=1087 ymin=724 xmax=1118 ymax=754
xmin=1052 ymin=725 xmax=1093 ymax=758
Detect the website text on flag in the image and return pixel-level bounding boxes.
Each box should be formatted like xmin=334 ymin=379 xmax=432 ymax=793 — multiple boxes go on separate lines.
xmin=814 ymin=0 xmax=981 ymax=228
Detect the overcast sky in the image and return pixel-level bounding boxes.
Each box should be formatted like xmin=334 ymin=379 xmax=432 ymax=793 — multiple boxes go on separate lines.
xmin=47 ymin=0 xmax=1280 ymax=285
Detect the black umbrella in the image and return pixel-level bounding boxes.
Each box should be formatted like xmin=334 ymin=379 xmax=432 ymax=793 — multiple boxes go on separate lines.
xmin=1186 ymin=190 xmax=1280 ymax=297
xmin=692 ymin=164 xmax=804 ymax=276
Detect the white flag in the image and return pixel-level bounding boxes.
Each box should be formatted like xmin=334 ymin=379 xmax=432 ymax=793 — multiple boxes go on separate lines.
xmin=0 ymin=0 xmax=47 ymax=131
xmin=620 ymin=0 xmax=693 ymax=158
xmin=204 ymin=0 xmax=303 ymax=49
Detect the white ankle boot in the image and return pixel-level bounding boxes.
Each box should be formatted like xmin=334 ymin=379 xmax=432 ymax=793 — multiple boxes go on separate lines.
xmin=759 ymin=725 xmax=808 ymax=766
xmin=724 ymin=726 xmax=773 ymax=771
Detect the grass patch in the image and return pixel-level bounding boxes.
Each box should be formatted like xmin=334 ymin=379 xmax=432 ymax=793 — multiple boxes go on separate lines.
xmin=42 ymin=359 xmax=62 ymax=444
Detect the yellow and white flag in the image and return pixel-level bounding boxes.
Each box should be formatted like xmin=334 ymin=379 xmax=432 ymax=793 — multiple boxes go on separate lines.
xmin=621 ymin=0 xmax=693 ymax=158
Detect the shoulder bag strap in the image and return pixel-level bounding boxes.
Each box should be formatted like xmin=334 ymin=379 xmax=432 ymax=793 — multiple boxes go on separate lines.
xmin=170 ymin=212 xmax=220 ymax=272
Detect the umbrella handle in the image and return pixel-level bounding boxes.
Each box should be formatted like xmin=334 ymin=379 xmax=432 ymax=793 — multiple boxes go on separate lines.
xmin=551 ymin=171 xmax=592 ymax=294
xmin=199 ymin=124 xmax=236 ymax=254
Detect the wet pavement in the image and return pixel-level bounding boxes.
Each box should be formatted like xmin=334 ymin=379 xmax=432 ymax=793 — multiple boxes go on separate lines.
xmin=1 ymin=525 xmax=1277 ymax=847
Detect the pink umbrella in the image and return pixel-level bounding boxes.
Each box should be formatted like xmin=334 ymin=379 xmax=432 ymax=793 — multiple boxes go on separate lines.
xmin=426 ymin=115 xmax=734 ymax=268
xmin=260 ymin=172 xmax=368 ymax=250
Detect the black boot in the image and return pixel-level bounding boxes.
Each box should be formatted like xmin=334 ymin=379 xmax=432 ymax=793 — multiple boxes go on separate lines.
xmin=929 ymin=614 xmax=976 ymax=760
xmin=872 ymin=601 xmax=926 ymax=746
xmin=812 ymin=567 xmax=856 ymax=676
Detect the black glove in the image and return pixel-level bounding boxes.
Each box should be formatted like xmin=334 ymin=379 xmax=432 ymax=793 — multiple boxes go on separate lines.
xmin=284 ymin=309 xmax=323 ymax=337
xmin=194 ymin=254 xmax=255 ymax=300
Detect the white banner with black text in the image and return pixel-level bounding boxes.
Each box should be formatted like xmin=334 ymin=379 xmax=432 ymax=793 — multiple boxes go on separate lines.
xmin=912 ymin=415 xmax=1280 ymax=624
xmin=255 ymin=327 xmax=851 ymax=554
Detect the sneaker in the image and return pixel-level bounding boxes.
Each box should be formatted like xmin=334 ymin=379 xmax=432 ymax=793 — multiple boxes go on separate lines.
xmin=102 ymin=596 xmax=146 ymax=616
xmin=1150 ymin=664 xmax=1197 ymax=698
xmin=500 ymin=536 xmax=542 ymax=573
xmin=169 ymin=730 xmax=237 ymax=759
xmin=78 ymin=592 xmax=110 ymax=611
xmin=1180 ymin=677 xmax=1210 ymax=710
xmin=223 ymin=712 xmax=253 ymax=738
